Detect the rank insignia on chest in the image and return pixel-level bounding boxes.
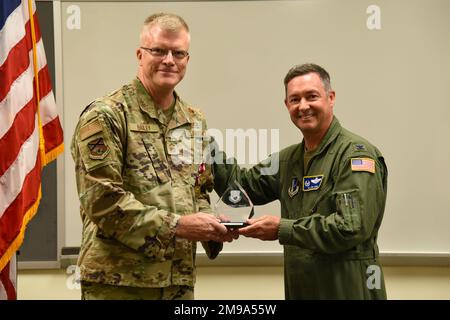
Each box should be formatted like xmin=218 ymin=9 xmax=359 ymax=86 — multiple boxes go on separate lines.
xmin=302 ymin=175 xmax=324 ymax=192
xmin=288 ymin=177 xmax=299 ymax=198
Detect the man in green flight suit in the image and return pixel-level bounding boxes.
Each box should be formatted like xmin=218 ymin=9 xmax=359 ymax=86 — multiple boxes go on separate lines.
xmin=213 ymin=63 xmax=388 ymax=299
xmin=71 ymin=13 xmax=237 ymax=300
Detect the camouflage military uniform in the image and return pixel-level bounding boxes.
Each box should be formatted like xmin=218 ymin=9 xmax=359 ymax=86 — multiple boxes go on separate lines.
xmin=81 ymin=281 xmax=194 ymax=300
xmin=71 ymin=78 xmax=219 ymax=296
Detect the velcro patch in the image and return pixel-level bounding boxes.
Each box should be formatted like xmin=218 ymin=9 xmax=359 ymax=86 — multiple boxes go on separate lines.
xmin=80 ymin=119 xmax=102 ymax=140
xmin=129 ymin=123 xmax=159 ymax=132
xmin=302 ymin=175 xmax=324 ymax=192
xmin=351 ymin=158 xmax=375 ymax=173
xmin=88 ymin=137 xmax=109 ymax=159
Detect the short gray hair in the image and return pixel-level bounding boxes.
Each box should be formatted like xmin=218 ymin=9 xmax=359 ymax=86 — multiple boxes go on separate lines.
xmin=283 ymin=63 xmax=332 ymax=94
xmin=140 ymin=12 xmax=190 ymax=43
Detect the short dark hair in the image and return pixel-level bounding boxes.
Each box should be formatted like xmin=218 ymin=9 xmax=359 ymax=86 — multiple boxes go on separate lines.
xmin=283 ymin=63 xmax=332 ymax=94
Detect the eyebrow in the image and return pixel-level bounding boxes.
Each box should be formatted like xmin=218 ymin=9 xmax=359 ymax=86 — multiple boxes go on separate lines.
xmin=304 ymin=89 xmax=320 ymax=95
xmin=288 ymin=89 xmax=319 ymax=97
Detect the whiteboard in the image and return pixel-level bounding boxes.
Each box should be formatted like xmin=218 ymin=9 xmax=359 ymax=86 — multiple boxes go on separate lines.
xmin=60 ymin=0 xmax=450 ymax=256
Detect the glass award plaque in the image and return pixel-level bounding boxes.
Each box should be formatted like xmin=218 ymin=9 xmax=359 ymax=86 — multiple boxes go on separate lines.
xmin=214 ymin=180 xmax=255 ymax=228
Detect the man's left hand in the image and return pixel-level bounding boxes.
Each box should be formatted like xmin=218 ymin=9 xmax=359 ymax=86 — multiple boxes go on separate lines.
xmin=238 ymin=215 xmax=280 ymax=241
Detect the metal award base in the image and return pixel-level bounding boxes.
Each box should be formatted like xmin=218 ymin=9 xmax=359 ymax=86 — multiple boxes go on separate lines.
xmin=214 ymin=180 xmax=254 ymax=229
xmin=222 ymin=222 xmax=249 ymax=229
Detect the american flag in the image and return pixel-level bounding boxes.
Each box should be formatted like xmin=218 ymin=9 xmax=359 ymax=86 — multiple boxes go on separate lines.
xmin=351 ymin=158 xmax=375 ymax=173
xmin=0 ymin=0 xmax=64 ymax=300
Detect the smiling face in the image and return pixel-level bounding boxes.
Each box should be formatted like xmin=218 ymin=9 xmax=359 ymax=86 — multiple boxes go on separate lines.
xmin=137 ymin=24 xmax=190 ymax=94
xmin=284 ymin=72 xmax=335 ymax=137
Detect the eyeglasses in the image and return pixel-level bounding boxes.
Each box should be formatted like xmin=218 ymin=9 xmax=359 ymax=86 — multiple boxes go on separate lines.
xmin=140 ymin=47 xmax=189 ymax=60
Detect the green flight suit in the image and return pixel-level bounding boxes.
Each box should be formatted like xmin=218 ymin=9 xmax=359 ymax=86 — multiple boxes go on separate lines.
xmin=213 ymin=117 xmax=388 ymax=299
xmin=71 ymin=78 xmax=220 ymax=292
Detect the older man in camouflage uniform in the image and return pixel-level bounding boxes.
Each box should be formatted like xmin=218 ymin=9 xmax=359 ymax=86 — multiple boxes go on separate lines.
xmin=71 ymin=13 xmax=236 ymax=300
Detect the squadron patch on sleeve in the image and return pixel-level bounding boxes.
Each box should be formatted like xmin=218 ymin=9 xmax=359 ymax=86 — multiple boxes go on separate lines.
xmin=351 ymin=158 xmax=375 ymax=173
xmin=88 ymin=137 xmax=109 ymax=159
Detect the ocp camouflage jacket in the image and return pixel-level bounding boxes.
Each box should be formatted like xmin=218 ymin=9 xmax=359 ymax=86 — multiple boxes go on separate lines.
xmin=71 ymin=78 xmax=219 ymax=288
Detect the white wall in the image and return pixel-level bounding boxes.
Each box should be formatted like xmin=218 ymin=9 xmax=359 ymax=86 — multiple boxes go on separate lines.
xmin=17 ymin=266 xmax=450 ymax=299
xmin=59 ymin=0 xmax=450 ymax=256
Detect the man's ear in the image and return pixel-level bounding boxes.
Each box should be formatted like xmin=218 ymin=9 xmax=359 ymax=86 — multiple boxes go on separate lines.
xmin=328 ymin=90 xmax=336 ymax=108
xmin=136 ymin=48 xmax=142 ymax=64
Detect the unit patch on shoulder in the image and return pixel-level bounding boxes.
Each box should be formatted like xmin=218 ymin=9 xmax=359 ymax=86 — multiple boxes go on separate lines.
xmin=88 ymin=137 xmax=109 ymax=159
xmin=351 ymin=158 xmax=375 ymax=173
xmin=302 ymin=175 xmax=324 ymax=192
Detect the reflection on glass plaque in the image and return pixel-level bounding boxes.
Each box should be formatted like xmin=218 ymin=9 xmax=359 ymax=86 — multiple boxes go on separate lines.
xmin=214 ymin=180 xmax=254 ymax=228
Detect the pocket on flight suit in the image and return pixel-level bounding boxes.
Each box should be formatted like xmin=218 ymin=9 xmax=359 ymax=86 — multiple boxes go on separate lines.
xmin=335 ymin=190 xmax=362 ymax=233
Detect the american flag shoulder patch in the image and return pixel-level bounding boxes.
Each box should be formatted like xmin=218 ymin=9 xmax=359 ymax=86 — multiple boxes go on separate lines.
xmin=351 ymin=158 xmax=375 ymax=173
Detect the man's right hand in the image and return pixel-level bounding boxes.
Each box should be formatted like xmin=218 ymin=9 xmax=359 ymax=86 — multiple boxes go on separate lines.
xmin=175 ymin=212 xmax=239 ymax=242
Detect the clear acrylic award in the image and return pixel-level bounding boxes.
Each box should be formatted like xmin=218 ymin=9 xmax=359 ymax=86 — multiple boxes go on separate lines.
xmin=214 ymin=180 xmax=255 ymax=228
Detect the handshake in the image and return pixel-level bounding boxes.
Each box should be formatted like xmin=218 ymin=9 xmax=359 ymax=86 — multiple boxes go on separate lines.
xmin=175 ymin=212 xmax=281 ymax=243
